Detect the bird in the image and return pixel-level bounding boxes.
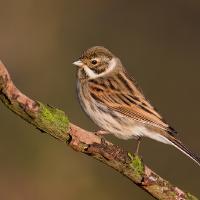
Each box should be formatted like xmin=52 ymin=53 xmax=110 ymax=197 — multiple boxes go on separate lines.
xmin=73 ymin=46 xmax=200 ymax=166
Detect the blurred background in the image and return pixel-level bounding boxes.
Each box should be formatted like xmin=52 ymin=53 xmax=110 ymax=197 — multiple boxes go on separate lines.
xmin=0 ymin=0 xmax=200 ymax=199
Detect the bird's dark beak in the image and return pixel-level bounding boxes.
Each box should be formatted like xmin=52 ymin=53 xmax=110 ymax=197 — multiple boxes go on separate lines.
xmin=72 ymin=60 xmax=84 ymax=67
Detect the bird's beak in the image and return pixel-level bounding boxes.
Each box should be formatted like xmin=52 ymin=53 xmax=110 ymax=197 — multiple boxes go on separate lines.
xmin=73 ymin=60 xmax=84 ymax=67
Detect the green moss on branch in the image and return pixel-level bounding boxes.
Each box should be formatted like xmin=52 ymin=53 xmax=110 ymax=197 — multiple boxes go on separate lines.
xmin=128 ymin=153 xmax=144 ymax=182
xmin=35 ymin=102 xmax=70 ymax=141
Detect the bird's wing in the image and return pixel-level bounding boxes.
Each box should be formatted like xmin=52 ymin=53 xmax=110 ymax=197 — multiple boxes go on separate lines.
xmin=89 ymin=76 xmax=177 ymax=136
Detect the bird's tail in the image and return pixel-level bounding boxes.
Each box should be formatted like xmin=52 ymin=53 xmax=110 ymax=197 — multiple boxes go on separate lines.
xmin=167 ymin=136 xmax=200 ymax=166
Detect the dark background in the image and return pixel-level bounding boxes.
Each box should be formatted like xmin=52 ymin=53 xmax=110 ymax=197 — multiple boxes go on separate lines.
xmin=0 ymin=1 xmax=200 ymax=199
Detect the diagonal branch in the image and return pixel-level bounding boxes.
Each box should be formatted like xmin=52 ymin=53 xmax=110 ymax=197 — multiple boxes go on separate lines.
xmin=0 ymin=60 xmax=198 ymax=200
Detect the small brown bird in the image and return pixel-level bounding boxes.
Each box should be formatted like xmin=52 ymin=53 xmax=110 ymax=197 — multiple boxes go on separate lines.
xmin=73 ymin=46 xmax=200 ymax=166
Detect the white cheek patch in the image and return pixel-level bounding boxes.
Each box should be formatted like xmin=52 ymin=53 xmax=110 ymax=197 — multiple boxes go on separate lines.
xmin=83 ymin=58 xmax=117 ymax=79
xmin=83 ymin=65 xmax=98 ymax=78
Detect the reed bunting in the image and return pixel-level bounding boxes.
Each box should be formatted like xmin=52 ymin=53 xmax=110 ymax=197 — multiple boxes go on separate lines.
xmin=73 ymin=46 xmax=200 ymax=166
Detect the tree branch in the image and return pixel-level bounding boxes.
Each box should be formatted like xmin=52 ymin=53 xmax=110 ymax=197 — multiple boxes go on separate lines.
xmin=0 ymin=60 xmax=198 ymax=200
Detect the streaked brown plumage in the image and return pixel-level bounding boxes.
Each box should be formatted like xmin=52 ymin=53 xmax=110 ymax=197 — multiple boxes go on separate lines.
xmin=73 ymin=46 xmax=200 ymax=166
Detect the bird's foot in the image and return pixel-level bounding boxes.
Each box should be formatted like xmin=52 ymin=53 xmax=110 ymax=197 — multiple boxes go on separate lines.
xmin=95 ymin=130 xmax=109 ymax=136
xmin=95 ymin=130 xmax=109 ymax=145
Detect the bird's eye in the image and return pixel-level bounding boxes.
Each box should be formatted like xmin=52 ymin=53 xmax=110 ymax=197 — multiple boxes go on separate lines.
xmin=91 ymin=60 xmax=97 ymax=65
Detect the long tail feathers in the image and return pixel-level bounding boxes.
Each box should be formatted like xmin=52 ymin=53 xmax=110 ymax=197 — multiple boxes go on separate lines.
xmin=167 ymin=136 xmax=200 ymax=166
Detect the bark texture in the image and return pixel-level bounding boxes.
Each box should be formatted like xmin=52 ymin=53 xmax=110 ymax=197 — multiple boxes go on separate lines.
xmin=0 ymin=60 xmax=198 ymax=200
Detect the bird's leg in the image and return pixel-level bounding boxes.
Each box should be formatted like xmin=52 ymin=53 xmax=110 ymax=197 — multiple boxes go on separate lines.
xmin=135 ymin=137 xmax=142 ymax=155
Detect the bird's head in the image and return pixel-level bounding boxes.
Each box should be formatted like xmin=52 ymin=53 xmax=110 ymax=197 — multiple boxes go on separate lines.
xmin=73 ymin=46 xmax=121 ymax=80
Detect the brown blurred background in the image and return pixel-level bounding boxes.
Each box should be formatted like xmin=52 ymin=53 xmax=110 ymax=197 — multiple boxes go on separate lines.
xmin=0 ymin=0 xmax=200 ymax=199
